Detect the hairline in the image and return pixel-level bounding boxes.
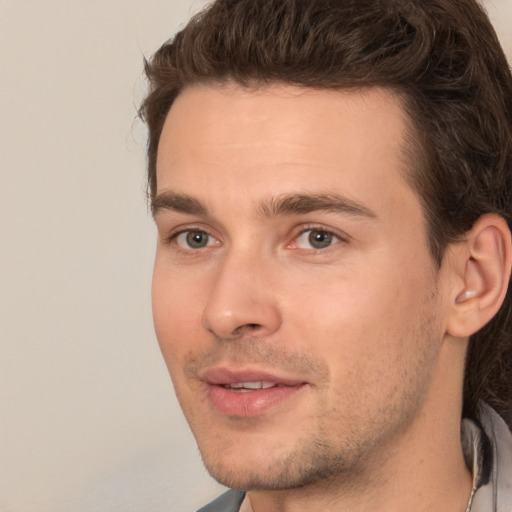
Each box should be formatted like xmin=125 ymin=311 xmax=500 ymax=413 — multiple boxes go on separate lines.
xmin=151 ymin=80 xmax=440 ymax=264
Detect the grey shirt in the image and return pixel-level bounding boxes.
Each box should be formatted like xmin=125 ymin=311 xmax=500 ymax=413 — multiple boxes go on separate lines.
xmin=197 ymin=403 xmax=512 ymax=512
xmin=464 ymin=403 xmax=512 ymax=512
xmin=197 ymin=490 xmax=245 ymax=512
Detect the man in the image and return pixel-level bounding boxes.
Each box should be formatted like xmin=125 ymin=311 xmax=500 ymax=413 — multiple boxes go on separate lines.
xmin=140 ymin=0 xmax=512 ymax=510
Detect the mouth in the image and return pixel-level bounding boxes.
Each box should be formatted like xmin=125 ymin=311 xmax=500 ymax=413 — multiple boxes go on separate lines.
xmin=199 ymin=367 xmax=309 ymax=417
xmin=222 ymin=381 xmax=288 ymax=392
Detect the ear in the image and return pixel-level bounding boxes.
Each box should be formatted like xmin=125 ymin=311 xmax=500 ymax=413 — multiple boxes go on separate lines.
xmin=446 ymin=214 xmax=512 ymax=338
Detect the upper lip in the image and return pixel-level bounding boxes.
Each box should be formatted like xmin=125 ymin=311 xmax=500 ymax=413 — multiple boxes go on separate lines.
xmin=198 ymin=366 xmax=307 ymax=386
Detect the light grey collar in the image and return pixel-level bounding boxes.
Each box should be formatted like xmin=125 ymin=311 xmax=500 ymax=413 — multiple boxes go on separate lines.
xmin=461 ymin=403 xmax=512 ymax=512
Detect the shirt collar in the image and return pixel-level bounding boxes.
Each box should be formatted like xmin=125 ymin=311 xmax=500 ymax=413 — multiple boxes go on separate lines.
xmin=462 ymin=402 xmax=512 ymax=512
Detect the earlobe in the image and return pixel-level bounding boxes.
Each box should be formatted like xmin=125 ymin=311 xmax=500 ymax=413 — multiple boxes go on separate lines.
xmin=446 ymin=214 xmax=512 ymax=338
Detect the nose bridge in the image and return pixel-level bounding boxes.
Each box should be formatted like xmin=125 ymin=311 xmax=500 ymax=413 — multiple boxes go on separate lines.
xmin=202 ymin=243 xmax=282 ymax=340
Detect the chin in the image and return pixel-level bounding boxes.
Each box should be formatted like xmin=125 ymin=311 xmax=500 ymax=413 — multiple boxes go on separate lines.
xmin=198 ymin=435 xmax=360 ymax=492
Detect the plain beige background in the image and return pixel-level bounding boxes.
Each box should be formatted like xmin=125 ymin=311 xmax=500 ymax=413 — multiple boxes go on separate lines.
xmin=0 ymin=1 xmax=510 ymax=511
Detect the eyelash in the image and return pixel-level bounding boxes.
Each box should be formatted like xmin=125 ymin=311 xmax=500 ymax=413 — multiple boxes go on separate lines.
xmin=165 ymin=225 xmax=346 ymax=252
xmin=165 ymin=225 xmax=215 ymax=250
xmin=291 ymin=226 xmax=345 ymax=251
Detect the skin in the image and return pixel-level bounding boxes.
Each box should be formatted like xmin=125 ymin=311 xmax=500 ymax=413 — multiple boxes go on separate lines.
xmin=152 ymin=84 xmax=474 ymax=512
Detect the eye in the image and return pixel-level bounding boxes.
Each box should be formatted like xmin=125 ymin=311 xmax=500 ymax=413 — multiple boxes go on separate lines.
xmin=295 ymin=229 xmax=339 ymax=250
xmin=175 ymin=230 xmax=216 ymax=249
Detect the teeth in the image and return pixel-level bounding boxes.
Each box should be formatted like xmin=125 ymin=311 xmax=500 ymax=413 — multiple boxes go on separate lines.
xmin=225 ymin=381 xmax=276 ymax=390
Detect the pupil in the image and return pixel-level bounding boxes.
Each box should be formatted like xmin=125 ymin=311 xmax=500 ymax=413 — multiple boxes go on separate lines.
xmin=309 ymin=230 xmax=332 ymax=249
xmin=187 ymin=231 xmax=207 ymax=248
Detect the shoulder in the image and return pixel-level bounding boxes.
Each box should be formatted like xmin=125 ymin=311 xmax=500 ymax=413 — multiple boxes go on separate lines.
xmin=196 ymin=490 xmax=246 ymax=512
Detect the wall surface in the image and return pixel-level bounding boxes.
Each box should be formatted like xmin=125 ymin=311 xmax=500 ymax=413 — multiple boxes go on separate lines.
xmin=0 ymin=1 xmax=510 ymax=511
xmin=0 ymin=2 xmax=223 ymax=511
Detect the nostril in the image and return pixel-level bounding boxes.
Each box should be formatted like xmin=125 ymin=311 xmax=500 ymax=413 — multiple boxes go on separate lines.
xmin=232 ymin=323 xmax=263 ymax=336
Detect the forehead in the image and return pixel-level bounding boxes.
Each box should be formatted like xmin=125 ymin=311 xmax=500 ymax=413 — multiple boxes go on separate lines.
xmin=155 ymin=83 xmax=418 ymax=220
xmin=158 ymin=83 xmax=409 ymax=154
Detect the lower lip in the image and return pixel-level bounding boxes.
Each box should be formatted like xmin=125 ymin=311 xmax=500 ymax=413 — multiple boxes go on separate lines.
xmin=208 ymin=384 xmax=306 ymax=417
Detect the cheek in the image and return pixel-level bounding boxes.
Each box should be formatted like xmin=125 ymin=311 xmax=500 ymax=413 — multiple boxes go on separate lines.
xmin=151 ymin=261 xmax=206 ymax=368
xmin=284 ymin=253 xmax=438 ymax=372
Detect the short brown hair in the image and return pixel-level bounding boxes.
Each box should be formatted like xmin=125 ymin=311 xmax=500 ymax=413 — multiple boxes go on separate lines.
xmin=140 ymin=0 xmax=512 ymax=425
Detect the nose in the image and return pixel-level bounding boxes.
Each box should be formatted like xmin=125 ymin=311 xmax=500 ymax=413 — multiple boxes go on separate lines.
xmin=202 ymin=252 xmax=282 ymax=340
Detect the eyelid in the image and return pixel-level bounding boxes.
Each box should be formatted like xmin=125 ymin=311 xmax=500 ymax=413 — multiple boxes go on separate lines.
xmin=288 ymin=224 xmax=348 ymax=250
xmin=177 ymin=230 xmax=217 ymax=249
xmin=163 ymin=223 xmax=220 ymax=247
xmin=160 ymin=221 xmax=348 ymax=252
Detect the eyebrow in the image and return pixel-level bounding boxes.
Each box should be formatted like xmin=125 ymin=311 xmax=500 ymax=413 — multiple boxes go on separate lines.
xmin=152 ymin=192 xmax=207 ymax=217
xmin=152 ymin=191 xmax=377 ymax=220
xmin=259 ymin=193 xmax=377 ymax=219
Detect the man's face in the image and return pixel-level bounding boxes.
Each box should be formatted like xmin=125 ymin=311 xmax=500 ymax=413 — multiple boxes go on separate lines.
xmin=152 ymin=84 xmax=450 ymax=490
